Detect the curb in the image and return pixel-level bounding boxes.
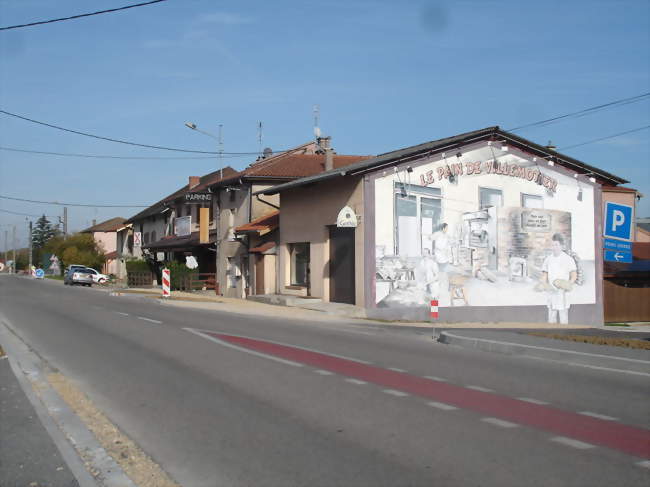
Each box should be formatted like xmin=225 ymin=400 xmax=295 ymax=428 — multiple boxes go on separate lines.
xmin=436 ymin=330 xmax=650 ymax=377
xmin=0 ymin=316 xmax=137 ymax=487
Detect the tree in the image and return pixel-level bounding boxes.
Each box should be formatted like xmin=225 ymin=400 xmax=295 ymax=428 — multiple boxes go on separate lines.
xmin=31 ymin=215 xmax=59 ymax=265
xmin=43 ymin=233 xmax=105 ymax=273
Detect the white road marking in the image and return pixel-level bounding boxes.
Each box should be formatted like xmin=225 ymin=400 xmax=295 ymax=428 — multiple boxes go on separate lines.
xmin=525 ymin=355 xmax=650 ymax=378
xmin=578 ymin=411 xmax=618 ymax=421
xmin=466 ymin=385 xmax=494 ymax=393
xmin=183 ymin=328 xmax=304 ymax=367
xmin=550 ymin=436 xmax=595 ymax=450
xmin=517 ymin=397 xmax=549 ymax=405
xmin=314 ymin=370 xmax=333 ymax=375
xmin=636 ymin=460 xmax=650 ymax=469
xmin=344 ymin=378 xmax=367 ymax=385
xmin=388 ymin=367 xmax=407 ymax=373
xmin=382 ymin=389 xmax=408 ymax=397
xmin=423 ymin=375 xmax=447 ymax=382
xmin=427 ymin=401 xmax=458 ymax=411
xmin=115 ymin=312 xmax=129 ymax=316
xmin=482 ymin=417 xmax=519 ymax=428
xmin=138 ymin=317 xmax=162 ymax=324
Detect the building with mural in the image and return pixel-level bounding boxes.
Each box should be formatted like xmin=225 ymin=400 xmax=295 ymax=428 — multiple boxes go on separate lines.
xmin=259 ymin=126 xmax=631 ymax=326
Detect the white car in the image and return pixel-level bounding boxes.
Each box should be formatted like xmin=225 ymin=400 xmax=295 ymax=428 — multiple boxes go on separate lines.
xmin=84 ymin=268 xmax=110 ymax=284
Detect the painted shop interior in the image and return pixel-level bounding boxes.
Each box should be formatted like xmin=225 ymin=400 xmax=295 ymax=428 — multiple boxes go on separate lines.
xmin=259 ymin=126 xmax=631 ymax=326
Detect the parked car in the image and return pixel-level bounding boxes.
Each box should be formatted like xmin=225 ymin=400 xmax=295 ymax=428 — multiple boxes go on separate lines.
xmin=84 ymin=268 xmax=110 ymax=284
xmin=64 ymin=267 xmax=94 ymax=286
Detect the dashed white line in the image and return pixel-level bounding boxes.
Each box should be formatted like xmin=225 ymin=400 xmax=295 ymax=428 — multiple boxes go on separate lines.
xmin=137 ymin=317 xmax=162 ymax=324
xmin=382 ymin=389 xmax=409 ymax=397
xmin=517 ymin=397 xmax=549 ymax=405
xmin=482 ymin=417 xmax=519 ymax=428
xmin=115 ymin=312 xmax=129 ymax=316
xmin=550 ymin=436 xmax=595 ymax=450
xmin=466 ymin=385 xmax=494 ymax=393
xmin=578 ymin=411 xmax=618 ymax=421
xmin=423 ymin=375 xmax=447 ymax=382
xmin=344 ymin=378 xmax=367 ymax=385
xmin=314 ymin=370 xmax=333 ymax=375
xmin=388 ymin=367 xmax=407 ymax=373
xmin=636 ymin=460 xmax=650 ymax=469
xmin=426 ymin=401 xmax=458 ymax=411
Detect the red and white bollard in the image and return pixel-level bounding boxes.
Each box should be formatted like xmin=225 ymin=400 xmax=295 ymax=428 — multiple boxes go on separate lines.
xmin=430 ymin=299 xmax=439 ymax=320
xmin=162 ymin=268 xmax=171 ymax=298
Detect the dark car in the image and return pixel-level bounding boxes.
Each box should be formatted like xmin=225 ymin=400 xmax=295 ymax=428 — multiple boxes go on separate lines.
xmin=64 ymin=267 xmax=94 ymax=286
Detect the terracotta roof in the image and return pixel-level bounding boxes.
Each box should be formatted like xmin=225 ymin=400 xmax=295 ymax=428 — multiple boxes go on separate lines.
xmin=602 ymin=185 xmax=638 ymax=193
xmin=235 ymin=210 xmax=279 ymax=233
xmin=81 ymin=217 xmax=126 ymax=233
xmin=243 ymin=154 xmax=373 ymax=179
xmin=126 ymin=166 xmax=237 ymax=223
xmin=250 ymin=242 xmax=276 ymax=253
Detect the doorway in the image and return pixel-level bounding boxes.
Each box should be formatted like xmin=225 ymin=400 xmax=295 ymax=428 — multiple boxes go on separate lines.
xmin=329 ymin=226 xmax=355 ymax=304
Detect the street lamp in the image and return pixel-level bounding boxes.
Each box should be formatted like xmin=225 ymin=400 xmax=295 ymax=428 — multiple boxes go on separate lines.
xmin=185 ymin=122 xmax=224 ymax=179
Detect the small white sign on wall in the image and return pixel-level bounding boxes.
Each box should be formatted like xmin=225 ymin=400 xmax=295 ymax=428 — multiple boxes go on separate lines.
xmin=336 ymin=206 xmax=358 ymax=228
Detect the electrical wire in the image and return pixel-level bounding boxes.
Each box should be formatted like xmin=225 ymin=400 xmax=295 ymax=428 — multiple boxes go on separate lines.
xmin=0 ymin=195 xmax=148 ymax=208
xmin=0 ymin=110 xmax=294 ymax=155
xmin=0 ymin=0 xmax=168 ymax=31
xmin=0 ymin=208 xmax=57 ymax=218
xmin=558 ymin=125 xmax=650 ymax=151
xmin=0 ymin=146 xmax=250 ymax=160
xmin=507 ymin=92 xmax=650 ymax=132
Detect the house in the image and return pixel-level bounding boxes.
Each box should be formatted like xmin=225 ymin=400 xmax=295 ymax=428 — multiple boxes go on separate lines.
xmin=80 ymin=217 xmax=126 ymax=275
xmin=207 ymin=139 xmax=372 ymax=299
xmin=258 ymin=126 xmax=632 ymax=326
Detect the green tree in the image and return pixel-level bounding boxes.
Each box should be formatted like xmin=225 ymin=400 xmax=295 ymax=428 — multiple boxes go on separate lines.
xmin=31 ymin=215 xmax=59 ymax=266
xmin=44 ymin=233 xmax=105 ymax=272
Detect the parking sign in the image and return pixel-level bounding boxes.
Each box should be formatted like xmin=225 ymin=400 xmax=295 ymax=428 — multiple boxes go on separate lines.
xmin=604 ymin=202 xmax=633 ymax=241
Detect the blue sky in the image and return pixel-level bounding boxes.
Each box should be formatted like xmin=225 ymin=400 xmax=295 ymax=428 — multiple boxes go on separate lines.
xmin=1 ymin=0 xmax=648 ymax=249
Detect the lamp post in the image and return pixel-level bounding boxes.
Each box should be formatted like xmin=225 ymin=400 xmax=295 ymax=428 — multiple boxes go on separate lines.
xmin=185 ymin=122 xmax=224 ymax=179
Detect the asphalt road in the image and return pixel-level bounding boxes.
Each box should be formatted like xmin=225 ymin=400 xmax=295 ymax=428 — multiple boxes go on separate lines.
xmin=1 ymin=275 xmax=649 ymax=487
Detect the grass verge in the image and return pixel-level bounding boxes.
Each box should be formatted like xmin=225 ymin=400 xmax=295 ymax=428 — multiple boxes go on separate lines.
xmin=45 ymin=275 xmax=64 ymax=281
xmin=528 ymin=332 xmax=650 ymax=350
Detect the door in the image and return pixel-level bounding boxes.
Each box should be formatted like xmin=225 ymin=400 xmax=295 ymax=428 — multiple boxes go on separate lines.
xmin=255 ymin=254 xmax=265 ymax=295
xmin=329 ymin=226 xmax=355 ymax=304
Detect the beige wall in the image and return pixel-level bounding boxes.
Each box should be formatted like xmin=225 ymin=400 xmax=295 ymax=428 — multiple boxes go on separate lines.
xmin=279 ymin=176 xmax=365 ymax=305
xmin=251 ymin=184 xmax=280 ymax=220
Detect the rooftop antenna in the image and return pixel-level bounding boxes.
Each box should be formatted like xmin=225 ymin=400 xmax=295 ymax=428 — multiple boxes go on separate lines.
xmin=257 ymin=121 xmax=263 ymax=156
xmin=218 ymin=124 xmax=224 ymax=179
xmin=313 ymin=104 xmax=321 ymax=139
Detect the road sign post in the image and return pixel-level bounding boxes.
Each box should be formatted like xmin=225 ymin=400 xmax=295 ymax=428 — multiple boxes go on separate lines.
xmin=603 ymin=202 xmax=634 ymax=263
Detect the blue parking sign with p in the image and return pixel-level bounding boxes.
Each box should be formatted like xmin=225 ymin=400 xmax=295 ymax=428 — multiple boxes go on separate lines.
xmin=604 ymin=202 xmax=633 ymax=241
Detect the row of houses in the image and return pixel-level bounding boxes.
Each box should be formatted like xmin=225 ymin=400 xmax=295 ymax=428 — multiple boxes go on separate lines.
xmin=84 ymin=126 xmax=648 ymax=325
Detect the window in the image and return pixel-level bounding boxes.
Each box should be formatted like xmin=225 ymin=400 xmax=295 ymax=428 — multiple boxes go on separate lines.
xmin=290 ymin=243 xmax=310 ymax=286
xmin=151 ymin=231 xmax=157 ymax=243
xmin=521 ymin=193 xmax=543 ymax=209
xmin=394 ymin=183 xmax=441 ymax=256
xmin=186 ymin=205 xmax=192 ymax=217
xmin=143 ymin=232 xmax=150 ymax=244
xmin=479 ymin=187 xmax=503 ymax=209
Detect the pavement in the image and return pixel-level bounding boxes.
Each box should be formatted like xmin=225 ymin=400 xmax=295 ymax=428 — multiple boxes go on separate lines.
xmin=3 ymin=274 xmax=649 ymax=485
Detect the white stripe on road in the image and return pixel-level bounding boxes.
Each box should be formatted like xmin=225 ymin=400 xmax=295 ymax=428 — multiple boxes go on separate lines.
xmin=636 ymin=460 xmax=650 ymax=469
xmin=344 ymin=378 xmax=367 ymax=385
xmin=427 ymin=401 xmax=458 ymax=411
xmin=314 ymin=370 xmax=333 ymax=375
xmin=388 ymin=367 xmax=407 ymax=373
xmin=423 ymin=376 xmax=447 ymax=382
xmin=183 ymin=328 xmax=304 ymax=367
xmin=550 ymin=436 xmax=595 ymax=450
xmin=466 ymin=385 xmax=494 ymax=393
xmin=578 ymin=411 xmax=618 ymax=421
xmin=115 ymin=312 xmax=129 ymax=316
xmin=482 ymin=417 xmax=519 ymax=428
xmin=382 ymin=389 xmax=409 ymax=397
xmin=517 ymin=397 xmax=549 ymax=405
xmin=138 ymin=317 xmax=162 ymax=324
xmin=526 ymin=355 xmax=650 ymax=378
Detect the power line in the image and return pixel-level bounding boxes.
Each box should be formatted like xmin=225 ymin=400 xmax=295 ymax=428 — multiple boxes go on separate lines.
xmin=0 ymin=208 xmax=56 ymax=218
xmin=0 ymin=110 xmax=293 ymax=155
xmin=0 ymin=0 xmax=168 ymax=31
xmin=559 ymin=125 xmax=650 ymax=151
xmin=0 ymin=195 xmax=148 ymax=208
xmin=0 ymin=146 xmax=250 ymax=160
xmin=507 ymin=92 xmax=650 ymax=132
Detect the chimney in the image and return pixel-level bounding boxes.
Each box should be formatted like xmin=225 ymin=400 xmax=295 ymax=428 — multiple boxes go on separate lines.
xmin=92 ymin=219 xmax=96 ymax=226
xmin=317 ymin=136 xmax=335 ymax=171
xmin=545 ymin=140 xmax=557 ymax=151
xmin=189 ymin=176 xmax=200 ymax=188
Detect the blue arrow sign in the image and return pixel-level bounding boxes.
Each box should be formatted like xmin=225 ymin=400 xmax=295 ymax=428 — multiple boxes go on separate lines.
xmin=603 ymin=238 xmax=633 ymax=252
xmin=604 ymin=250 xmax=632 ymax=263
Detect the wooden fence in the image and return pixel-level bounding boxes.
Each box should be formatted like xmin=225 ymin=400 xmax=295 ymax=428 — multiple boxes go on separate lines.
xmin=127 ymin=271 xmax=155 ymax=288
xmin=175 ymin=273 xmax=218 ymax=294
xmin=603 ymin=280 xmax=650 ymax=323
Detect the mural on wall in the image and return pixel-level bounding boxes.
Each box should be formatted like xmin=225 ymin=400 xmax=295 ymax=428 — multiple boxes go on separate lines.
xmin=374 ymin=145 xmax=596 ymax=324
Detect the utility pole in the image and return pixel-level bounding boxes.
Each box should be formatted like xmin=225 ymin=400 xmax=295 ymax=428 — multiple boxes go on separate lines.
xmin=63 ymin=207 xmax=68 ymax=238
xmin=12 ymin=224 xmax=16 ymax=273
xmin=4 ymin=230 xmax=7 ymax=270
xmin=28 ymin=219 xmax=33 ymax=271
